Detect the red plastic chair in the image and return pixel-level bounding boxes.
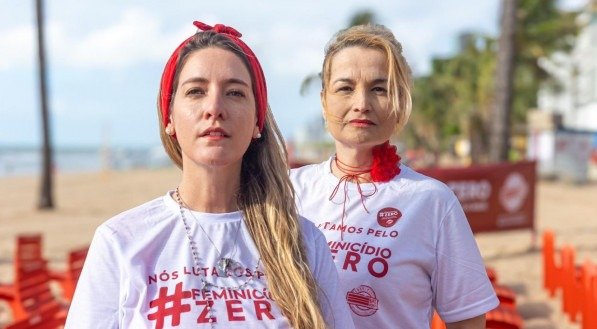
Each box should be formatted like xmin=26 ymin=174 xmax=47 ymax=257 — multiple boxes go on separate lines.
xmin=430 ymin=311 xmax=446 ymax=329
xmin=0 ymin=234 xmax=66 ymax=325
xmin=486 ymin=305 xmax=523 ymax=329
xmin=560 ymin=245 xmax=583 ymax=322
xmin=492 ymin=284 xmax=517 ymax=308
xmin=486 ymin=266 xmax=498 ymax=284
xmin=542 ymin=229 xmax=561 ymax=297
xmin=5 ymin=302 xmax=65 ymax=329
xmin=581 ymin=260 xmax=597 ymax=329
xmin=49 ymin=246 xmax=89 ymax=302
xmin=0 ymin=235 xmax=45 ymax=318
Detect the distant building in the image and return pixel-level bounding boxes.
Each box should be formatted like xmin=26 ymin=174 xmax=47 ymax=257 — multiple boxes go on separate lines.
xmin=531 ymin=1 xmax=597 ymax=182
xmin=537 ymin=0 xmax=597 ymax=130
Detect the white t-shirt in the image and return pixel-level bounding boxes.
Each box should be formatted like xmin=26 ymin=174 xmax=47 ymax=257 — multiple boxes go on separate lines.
xmin=65 ymin=192 xmax=355 ymax=329
xmin=290 ymin=159 xmax=499 ymax=328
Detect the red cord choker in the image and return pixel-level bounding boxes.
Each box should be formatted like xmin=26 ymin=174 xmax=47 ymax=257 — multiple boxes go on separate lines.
xmin=329 ymin=141 xmax=401 ymax=240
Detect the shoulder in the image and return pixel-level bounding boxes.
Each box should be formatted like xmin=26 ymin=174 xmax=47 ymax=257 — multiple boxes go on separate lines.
xmin=98 ymin=195 xmax=173 ymax=240
xmin=395 ymin=165 xmax=458 ymax=204
xmin=297 ymin=216 xmax=328 ymax=251
xmin=297 ymin=216 xmax=331 ymax=265
xmin=297 ymin=216 xmax=323 ymax=240
xmin=289 ymin=162 xmax=325 ymax=186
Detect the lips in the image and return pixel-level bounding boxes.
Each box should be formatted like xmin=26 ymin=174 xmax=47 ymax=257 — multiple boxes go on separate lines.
xmin=349 ymin=119 xmax=375 ymax=126
xmin=200 ymin=127 xmax=229 ymax=137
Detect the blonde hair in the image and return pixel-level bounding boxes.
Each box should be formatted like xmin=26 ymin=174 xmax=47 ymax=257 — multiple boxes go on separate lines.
xmin=157 ymin=32 xmax=327 ymax=329
xmin=322 ymin=24 xmax=413 ymax=131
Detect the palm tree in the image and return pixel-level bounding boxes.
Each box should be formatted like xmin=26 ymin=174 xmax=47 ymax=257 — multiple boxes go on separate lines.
xmin=511 ymin=0 xmax=578 ymax=123
xmin=408 ymin=33 xmax=496 ymax=163
xmin=489 ymin=0 xmax=579 ymax=162
xmin=35 ymin=0 xmax=54 ymax=209
xmin=489 ymin=0 xmax=518 ymax=162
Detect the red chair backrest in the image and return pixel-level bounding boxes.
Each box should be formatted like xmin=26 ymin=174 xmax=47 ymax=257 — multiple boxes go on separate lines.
xmin=493 ymin=284 xmax=517 ymax=308
xmin=5 ymin=302 xmax=64 ymax=329
xmin=15 ymin=235 xmax=43 ymax=263
xmin=62 ymin=247 xmax=89 ymax=300
xmin=581 ymin=261 xmax=597 ymax=329
xmin=486 ymin=305 xmax=523 ymax=329
xmin=13 ymin=259 xmax=61 ymax=320
xmin=542 ymin=229 xmax=559 ymax=297
xmin=430 ymin=311 xmax=446 ymax=329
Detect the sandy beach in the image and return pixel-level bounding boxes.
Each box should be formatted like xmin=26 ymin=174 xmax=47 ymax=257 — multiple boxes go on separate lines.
xmin=1 ymin=167 xmax=596 ymax=328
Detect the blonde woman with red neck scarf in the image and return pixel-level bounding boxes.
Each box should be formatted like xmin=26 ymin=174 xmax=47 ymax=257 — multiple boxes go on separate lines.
xmin=65 ymin=21 xmax=354 ymax=329
xmin=291 ymin=24 xmax=498 ymax=329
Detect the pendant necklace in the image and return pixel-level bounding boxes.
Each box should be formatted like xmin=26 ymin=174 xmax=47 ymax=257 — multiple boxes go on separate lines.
xmin=175 ymin=187 xmax=243 ymax=276
xmin=173 ymin=187 xmax=261 ymax=327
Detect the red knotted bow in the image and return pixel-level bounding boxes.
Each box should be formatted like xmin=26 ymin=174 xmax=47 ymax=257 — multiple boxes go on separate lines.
xmin=193 ymin=21 xmax=242 ymax=37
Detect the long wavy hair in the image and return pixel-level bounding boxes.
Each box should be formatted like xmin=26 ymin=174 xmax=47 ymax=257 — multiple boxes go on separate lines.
xmin=321 ymin=24 xmax=413 ymax=132
xmin=157 ymin=31 xmax=327 ymax=329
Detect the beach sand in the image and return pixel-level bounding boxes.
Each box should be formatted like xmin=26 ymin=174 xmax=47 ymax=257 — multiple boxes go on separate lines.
xmin=1 ymin=167 xmax=596 ymax=328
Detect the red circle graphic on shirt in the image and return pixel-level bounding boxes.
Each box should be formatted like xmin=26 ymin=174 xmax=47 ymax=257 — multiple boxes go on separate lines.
xmin=377 ymin=207 xmax=402 ymax=227
xmin=346 ymin=285 xmax=379 ymax=316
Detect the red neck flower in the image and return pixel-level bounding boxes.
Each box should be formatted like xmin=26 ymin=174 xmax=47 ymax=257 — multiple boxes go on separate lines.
xmin=371 ymin=141 xmax=401 ymax=182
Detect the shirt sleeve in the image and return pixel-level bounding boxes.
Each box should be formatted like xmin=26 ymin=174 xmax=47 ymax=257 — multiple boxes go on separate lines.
xmin=65 ymin=226 xmax=122 ymax=328
xmin=310 ymin=227 xmax=356 ymax=329
xmin=432 ymin=198 xmax=499 ymax=323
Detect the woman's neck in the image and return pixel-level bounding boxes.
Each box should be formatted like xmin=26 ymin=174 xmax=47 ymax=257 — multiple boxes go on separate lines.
xmin=332 ymin=144 xmax=374 ymax=181
xmin=178 ymin=163 xmax=241 ymax=213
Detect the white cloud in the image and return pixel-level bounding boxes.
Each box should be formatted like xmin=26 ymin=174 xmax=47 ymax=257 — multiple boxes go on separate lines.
xmin=50 ymin=97 xmax=68 ymax=117
xmin=0 ymin=7 xmax=196 ymax=71
xmin=263 ymin=24 xmax=330 ymax=78
xmin=559 ymin=0 xmax=589 ymax=10
xmin=67 ymin=8 xmax=171 ymax=69
xmin=0 ymin=25 xmax=35 ymax=70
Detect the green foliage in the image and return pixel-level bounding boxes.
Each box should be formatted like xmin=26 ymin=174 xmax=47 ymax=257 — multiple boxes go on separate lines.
xmin=511 ymin=0 xmax=579 ymax=122
xmin=348 ymin=10 xmax=377 ymax=26
xmin=407 ymin=34 xmax=496 ymax=158
xmin=405 ymin=0 xmax=579 ymax=161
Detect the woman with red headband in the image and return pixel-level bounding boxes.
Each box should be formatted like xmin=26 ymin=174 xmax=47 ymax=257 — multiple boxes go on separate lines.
xmin=291 ymin=24 xmax=499 ymax=328
xmin=65 ymin=21 xmax=354 ymax=329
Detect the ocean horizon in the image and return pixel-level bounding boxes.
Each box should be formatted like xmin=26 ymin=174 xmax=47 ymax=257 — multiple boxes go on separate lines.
xmin=0 ymin=145 xmax=171 ymax=177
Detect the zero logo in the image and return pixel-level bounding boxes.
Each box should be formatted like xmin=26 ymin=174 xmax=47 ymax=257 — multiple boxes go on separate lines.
xmin=346 ymin=285 xmax=379 ymax=316
xmin=499 ymin=172 xmax=528 ymax=213
xmin=377 ymin=207 xmax=401 ymax=228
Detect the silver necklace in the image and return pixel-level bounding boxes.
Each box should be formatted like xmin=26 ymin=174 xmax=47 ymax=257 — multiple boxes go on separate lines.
xmin=175 ymin=188 xmax=243 ymax=276
xmin=173 ymin=188 xmax=262 ymax=327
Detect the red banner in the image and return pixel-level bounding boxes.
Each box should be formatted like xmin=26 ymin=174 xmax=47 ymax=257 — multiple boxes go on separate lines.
xmin=418 ymin=161 xmax=536 ymax=234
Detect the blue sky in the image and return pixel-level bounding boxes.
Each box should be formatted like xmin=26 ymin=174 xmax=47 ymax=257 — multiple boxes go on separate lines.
xmin=0 ymin=0 xmax=588 ymax=148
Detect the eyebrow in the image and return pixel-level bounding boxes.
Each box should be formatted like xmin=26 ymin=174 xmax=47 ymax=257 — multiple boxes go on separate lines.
xmin=181 ymin=77 xmax=250 ymax=87
xmin=331 ymin=78 xmax=388 ymax=85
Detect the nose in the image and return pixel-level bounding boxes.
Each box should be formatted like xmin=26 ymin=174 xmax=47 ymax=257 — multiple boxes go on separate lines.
xmin=352 ymin=89 xmax=371 ymax=113
xmin=202 ymin=90 xmax=226 ymax=121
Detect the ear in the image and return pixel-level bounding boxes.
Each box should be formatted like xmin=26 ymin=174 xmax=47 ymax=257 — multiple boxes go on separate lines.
xmin=253 ymin=125 xmax=261 ymax=139
xmin=320 ymin=90 xmax=327 ymax=117
xmin=165 ymin=116 xmax=175 ymax=135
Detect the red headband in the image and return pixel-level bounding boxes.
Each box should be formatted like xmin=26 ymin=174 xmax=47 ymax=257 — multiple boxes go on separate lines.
xmin=159 ymin=21 xmax=267 ymax=133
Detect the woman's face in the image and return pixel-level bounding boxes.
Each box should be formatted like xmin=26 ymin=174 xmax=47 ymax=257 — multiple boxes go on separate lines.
xmin=168 ymin=47 xmax=259 ymax=169
xmin=322 ymin=46 xmax=397 ymax=151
